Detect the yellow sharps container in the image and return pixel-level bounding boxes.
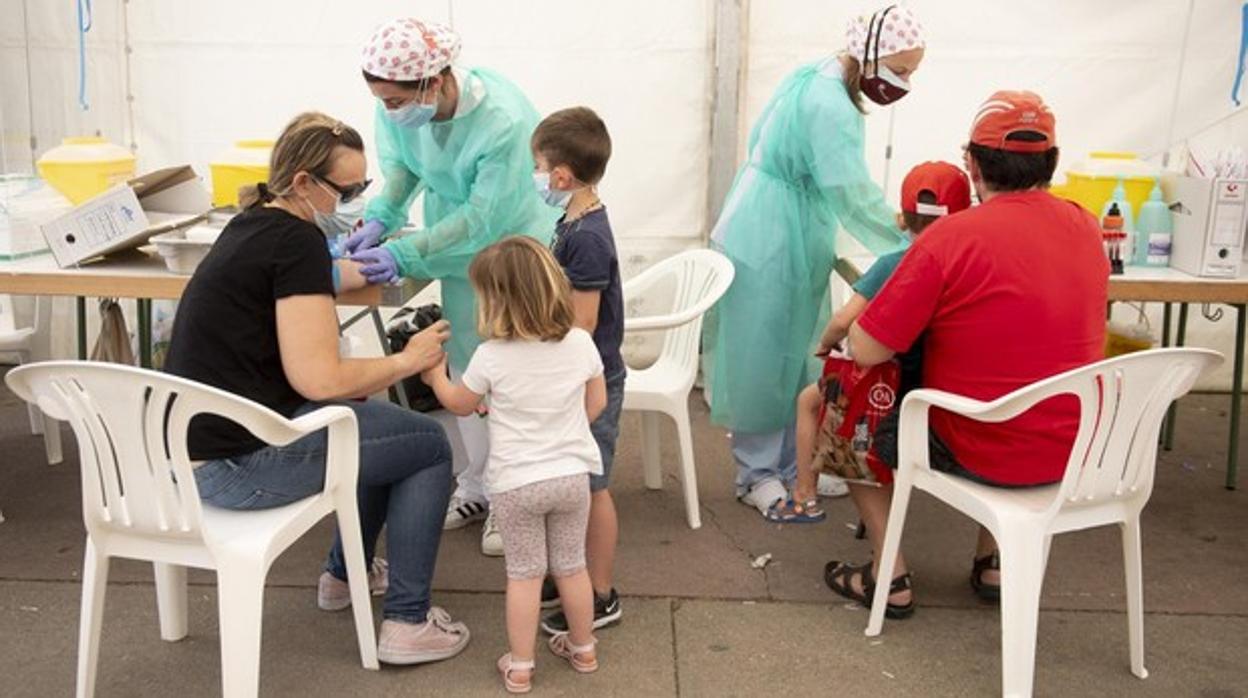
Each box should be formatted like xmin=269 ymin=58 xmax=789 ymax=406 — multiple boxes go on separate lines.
xmin=1061 ymin=152 xmax=1158 ymax=217
xmin=210 ymin=140 xmax=274 ymax=207
xmin=36 ymin=137 xmax=137 ymax=205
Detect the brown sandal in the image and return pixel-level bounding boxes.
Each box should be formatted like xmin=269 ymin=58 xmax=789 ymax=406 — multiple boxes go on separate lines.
xmin=824 ymin=560 xmax=915 ymax=619
xmin=971 ymin=552 xmax=1000 ymax=603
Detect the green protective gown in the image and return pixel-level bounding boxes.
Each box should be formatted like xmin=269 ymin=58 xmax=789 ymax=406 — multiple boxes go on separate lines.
xmin=366 ymin=67 xmax=559 ymax=371
xmin=706 ymin=58 xmax=907 ymax=434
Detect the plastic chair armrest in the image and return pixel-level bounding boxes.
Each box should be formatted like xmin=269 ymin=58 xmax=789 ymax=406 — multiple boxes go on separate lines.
xmin=903 ymin=382 xmax=1072 ymax=426
xmin=288 ymin=405 xmax=357 ymax=436
xmin=624 ymin=310 xmax=701 ymax=332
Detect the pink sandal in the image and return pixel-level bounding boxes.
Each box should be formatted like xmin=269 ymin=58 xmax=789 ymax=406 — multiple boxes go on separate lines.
xmin=548 ymin=632 xmax=598 ymax=673
xmin=497 ymin=653 xmax=535 ymax=694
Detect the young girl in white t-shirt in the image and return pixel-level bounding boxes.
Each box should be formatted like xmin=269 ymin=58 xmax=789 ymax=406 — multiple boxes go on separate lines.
xmin=423 ymin=235 xmax=606 ymax=693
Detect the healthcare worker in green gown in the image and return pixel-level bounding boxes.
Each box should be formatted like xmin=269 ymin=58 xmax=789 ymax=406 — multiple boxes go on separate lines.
xmin=348 ymin=18 xmax=558 ymax=547
xmin=706 ymin=5 xmax=926 ymax=519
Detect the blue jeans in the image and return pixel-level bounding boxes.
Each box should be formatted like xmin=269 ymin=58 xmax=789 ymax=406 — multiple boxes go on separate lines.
xmin=194 ymin=399 xmax=453 ymax=623
xmin=589 ymin=369 xmax=627 ymax=492
xmin=732 ymin=423 xmax=797 ymax=497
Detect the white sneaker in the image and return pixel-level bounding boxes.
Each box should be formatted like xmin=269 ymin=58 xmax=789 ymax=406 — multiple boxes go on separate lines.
xmin=481 ymin=511 xmax=504 ymax=557
xmin=817 ymin=473 xmax=850 ymax=498
xmin=444 ymin=496 xmax=488 ymax=530
xmin=740 ymin=478 xmax=788 ymax=518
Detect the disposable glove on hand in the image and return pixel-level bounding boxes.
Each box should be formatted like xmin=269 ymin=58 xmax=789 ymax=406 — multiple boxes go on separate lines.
xmin=344 ymin=219 xmax=387 ymax=254
xmin=351 ymin=246 xmax=400 ymax=285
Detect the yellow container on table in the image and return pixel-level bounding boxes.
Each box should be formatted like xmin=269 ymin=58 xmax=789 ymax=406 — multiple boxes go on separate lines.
xmin=210 ymin=140 xmax=274 ymax=207
xmin=35 ymin=137 xmax=137 ymax=205
xmin=1062 ymin=152 xmax=1158 ymax=217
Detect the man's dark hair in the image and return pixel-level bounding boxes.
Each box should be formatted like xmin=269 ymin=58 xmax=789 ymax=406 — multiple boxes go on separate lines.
xmin=531 ymin=107 xmax=612 ymax=185
xmin=967 ymin=132 xmax=1059 ymax=192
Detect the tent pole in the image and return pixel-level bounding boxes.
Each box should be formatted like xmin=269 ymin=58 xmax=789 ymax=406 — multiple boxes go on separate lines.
xmin=22 ymin=0 xmax=36 ymax=169
xmin=881 ymin=104 xmax=897 ymax=194
xmin=1162 ymin=0 xmax=1197 ymax=168
xmin=705 ymin=0 xmax=748 ymax=238
xmin=121 ymin=0 xmax=137 ymax=154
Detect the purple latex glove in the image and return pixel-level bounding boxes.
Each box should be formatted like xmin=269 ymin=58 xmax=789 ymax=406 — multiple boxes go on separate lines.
xmin=351 ymin=246 xmax=400 ymax=285
xmin=344 ymin=219 xmax=386 ymax=254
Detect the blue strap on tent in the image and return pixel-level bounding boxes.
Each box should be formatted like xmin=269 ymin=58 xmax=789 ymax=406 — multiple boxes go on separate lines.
xmin=77 ymin=0 xmax=93 ymax=111
xmin=1234 ymin=2 xmax=1248 ymax=106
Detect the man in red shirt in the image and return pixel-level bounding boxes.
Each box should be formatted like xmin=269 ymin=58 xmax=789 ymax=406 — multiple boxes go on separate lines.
xmin=825 ymin=91 xmax=1109 ymax=618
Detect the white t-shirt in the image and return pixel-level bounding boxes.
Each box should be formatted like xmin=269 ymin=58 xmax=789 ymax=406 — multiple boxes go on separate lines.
xmin=461 ymin=328 xmax=604 ymax=496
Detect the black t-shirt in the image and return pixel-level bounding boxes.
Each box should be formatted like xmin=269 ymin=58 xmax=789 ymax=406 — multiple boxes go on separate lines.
xmin=551 ymin=207 xmax=625 ymax=377
xmin=164 ymin=206 xmax=335 ymax=460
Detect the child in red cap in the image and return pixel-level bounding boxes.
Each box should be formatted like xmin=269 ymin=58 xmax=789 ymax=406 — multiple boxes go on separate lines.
xmin=766 ymin=161 xmax=971 ymax=523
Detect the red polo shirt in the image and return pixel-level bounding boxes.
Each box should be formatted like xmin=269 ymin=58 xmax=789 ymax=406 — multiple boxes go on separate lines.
xmin=858 ymin=190 xmax=1109 ymax=485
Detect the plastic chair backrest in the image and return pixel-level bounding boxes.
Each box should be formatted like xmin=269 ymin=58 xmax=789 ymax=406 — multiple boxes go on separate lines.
xmin=1057 ymin=348 xmax=1218 ymax=505
xmin=625 ymin=250 xmax=734 ymax=375
xmin=975 ymin=348 xmax=1220 ymax=509
xmin=5 ymin=361 xmax=308 ymax=541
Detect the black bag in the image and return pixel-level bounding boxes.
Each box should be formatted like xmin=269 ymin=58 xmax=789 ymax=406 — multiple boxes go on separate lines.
xmin=386 ymin=304 xmax=445 ymax=412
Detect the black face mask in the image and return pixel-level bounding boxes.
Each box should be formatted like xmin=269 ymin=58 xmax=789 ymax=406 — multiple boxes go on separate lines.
xmin=861 ymin=5 xmax=911 ymax=106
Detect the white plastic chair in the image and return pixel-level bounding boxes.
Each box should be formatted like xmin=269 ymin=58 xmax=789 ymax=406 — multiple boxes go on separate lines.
xmin=865 ymin=348 xmax=1222 ymax=698
xmin=5 ymin=361 xmax=379 ymax=698
xmin=622 ymin=249 xmax=735 ymax=529
xmin=0 ymin=295 xmax=62 ymax=464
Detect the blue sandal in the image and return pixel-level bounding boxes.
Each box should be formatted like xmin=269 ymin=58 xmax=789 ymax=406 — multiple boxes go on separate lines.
xmin=764 ymin=497 xmax=826 ymax=523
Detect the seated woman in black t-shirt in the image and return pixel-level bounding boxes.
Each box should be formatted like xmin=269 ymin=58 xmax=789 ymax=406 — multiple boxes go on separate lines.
xmin=164 ymin=112 xmax=469 ymax=665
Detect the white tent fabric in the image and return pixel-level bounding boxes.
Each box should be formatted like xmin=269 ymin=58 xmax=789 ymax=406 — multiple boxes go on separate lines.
xmin=2 ymin=0 xmax=1247 ymax=387
xmin=747 ymin=0 xmax=1245 ymax=210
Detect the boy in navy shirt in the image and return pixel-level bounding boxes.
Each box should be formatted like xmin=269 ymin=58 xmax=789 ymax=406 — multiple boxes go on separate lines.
xmin=530 ymin=107 xmax=626 ymax=633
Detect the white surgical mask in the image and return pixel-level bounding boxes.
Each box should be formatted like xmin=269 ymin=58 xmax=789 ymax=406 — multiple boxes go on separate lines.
xmin=533 ymin=171 xmax=573 ymax=209
xmin=385 ymin=98 xmax=437 ymax=129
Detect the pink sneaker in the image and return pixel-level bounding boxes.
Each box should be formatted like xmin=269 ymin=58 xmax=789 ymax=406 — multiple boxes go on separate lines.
xmin=317 ymin=558 xmax=388 ymax=611
xmin=378 ymin=607 xmax=471 ymax=665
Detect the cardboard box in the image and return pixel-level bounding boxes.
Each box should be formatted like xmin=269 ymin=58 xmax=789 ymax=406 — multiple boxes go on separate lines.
xmin=39 ymin=166 xmax=212 ymax=268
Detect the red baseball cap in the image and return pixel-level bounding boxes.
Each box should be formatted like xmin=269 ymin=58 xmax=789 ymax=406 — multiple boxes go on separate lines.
xmin=969 ymin=90 xmax=1057 ymax=153
xmin=901 ymin=161 xmax=972 ymax=216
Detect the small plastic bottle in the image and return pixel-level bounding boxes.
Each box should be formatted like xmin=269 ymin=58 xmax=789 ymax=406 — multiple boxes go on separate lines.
xmin=1135 ymin=179 xmax=1172 ymax=266
xmin=1101 ymin=179 xmax=1136 ymax=263
xmin=1103 ymin=203 xmax=1125 ymax=275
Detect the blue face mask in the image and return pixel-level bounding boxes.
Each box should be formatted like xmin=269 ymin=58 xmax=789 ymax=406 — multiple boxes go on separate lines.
xmin=385 ymin=98 xmax=436 ymax=129
xmin=532 ymin=171 xmax=573 ymax=209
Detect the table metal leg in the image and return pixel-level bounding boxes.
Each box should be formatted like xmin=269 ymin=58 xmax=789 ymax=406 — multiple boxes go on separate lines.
xmin=1158 ymin=302 xmax=1173 ymax=448
xmin=1163 ymin=303 xmax=1189 ymax=451
xmin=137 ymin=298 xmax=153 ymax=369
xmin=1228 ymin=304 xmax=1245 ymax=490
xmin=76 ymin=297 xmax=87 ymax=359
xmin=1161 ymin=302 xmax=1172 ymax=347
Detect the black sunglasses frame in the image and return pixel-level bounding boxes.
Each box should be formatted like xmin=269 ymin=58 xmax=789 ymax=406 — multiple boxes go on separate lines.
xmin=315 ymin=174 xmax=372 ymax=204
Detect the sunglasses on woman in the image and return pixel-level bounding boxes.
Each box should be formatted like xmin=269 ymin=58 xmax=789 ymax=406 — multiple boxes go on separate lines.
xmin=315 ymin=174 xmax=372 ymax=204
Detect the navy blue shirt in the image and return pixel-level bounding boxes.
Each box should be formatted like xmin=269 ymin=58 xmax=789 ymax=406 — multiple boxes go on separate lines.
xmin=551 ymin=207 xmax=625 ymax=377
